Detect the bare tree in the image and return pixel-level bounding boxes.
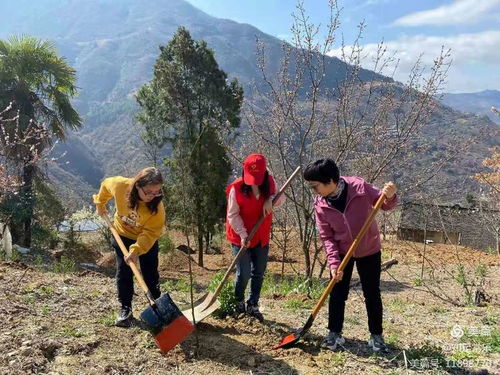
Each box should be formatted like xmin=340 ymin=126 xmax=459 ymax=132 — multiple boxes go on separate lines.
xmin=243 ymin=0 xmax=456 ymax=282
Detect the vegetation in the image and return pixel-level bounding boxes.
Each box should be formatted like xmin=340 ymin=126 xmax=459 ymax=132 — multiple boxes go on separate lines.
xmin=136 ymin=27 xmax=243 ymax=267
xmin=0 ymin=35 xmax=81 ymax=246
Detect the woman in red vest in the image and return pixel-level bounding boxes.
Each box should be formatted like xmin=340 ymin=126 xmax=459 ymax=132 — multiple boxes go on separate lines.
xmin=226 ymin=154 xmax=284 ymax=322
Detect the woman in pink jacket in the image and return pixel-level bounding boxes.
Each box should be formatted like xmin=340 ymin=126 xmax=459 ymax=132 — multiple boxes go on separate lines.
xmin=304 ymin=158 xmax=397 ymax=353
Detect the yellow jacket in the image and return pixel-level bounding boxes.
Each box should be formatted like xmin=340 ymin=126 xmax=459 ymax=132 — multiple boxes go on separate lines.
xmin=93 ymin=176 xmax=166 ymax=255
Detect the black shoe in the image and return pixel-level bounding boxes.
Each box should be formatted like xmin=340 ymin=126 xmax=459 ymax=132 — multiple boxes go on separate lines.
xmin=246 ymin=303 xmax=264 ymax=323
xmin=234 ymin=301 xmax=246 ymax=317
xmin=115 ymin=306 xmax=133 ymax=327
xmin=235 ymin=301 xmax=246 ymax=314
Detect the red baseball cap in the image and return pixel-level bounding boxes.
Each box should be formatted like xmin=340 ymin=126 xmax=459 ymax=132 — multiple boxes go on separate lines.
xmin=243 ymin=153 xmax=267 ymax=185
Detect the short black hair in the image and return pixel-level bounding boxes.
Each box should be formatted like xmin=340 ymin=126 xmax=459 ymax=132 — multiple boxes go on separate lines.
xmin=303 ymin=158 xmax=340 ymax=184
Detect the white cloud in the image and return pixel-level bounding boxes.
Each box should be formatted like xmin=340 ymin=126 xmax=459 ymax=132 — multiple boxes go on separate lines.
xmin=393 ymin=0 xmax=500 ymax=26
xmin=327 ymin=31 xmax=500 ymax=92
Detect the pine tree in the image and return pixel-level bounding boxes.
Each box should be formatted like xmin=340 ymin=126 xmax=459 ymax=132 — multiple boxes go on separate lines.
xmin=136 ymin=27 xmax=243 ymax=266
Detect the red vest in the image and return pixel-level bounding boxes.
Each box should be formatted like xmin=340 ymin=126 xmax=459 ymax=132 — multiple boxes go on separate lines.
xmin=226 ymin=176 xmax=276 ymax=248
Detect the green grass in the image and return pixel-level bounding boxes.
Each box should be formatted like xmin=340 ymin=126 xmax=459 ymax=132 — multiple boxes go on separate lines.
xmin=56 ymin=327 xmax=86 ymax=338
xmin=261 ymin=274 xmax=325 ymax=299
xmin=384 ymin=333 xmax=400 ymax=347
xmin=53 ymin=256 xmax=77 ymax=273
xmin=97 ymin=312 xmax=117 ymax=327
xmin=40 ymin=305 xmax=51 ymax=316
xmin=448 ymin=350 xmax=480 ymax=361
xmin=461 ymin=327 xmax=499 ymax=354
xmin=160 ymin=278 xmax=192 ymax=294
xmin=405 ymin=342 xmax=447 ymax=368
xmin=282 ymin=298 xmax=312 ymax=312
xmin=329 ymin=352 xmax=346 ymax=366
xmin=208 ymin=271 xmax=238 ymax=318
xmin=430 ymin=306 xmax=446 ymax=314
xmin=388 ymin=298 xmax=407 ymax=313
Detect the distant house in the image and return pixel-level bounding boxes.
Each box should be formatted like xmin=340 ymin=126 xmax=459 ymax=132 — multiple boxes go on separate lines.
xmin=397 ymin=201 xmax=499 ymax=252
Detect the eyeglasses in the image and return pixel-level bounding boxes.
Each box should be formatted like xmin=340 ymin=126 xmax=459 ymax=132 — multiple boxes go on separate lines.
xmin=140 ymin=186 xmax=163 ymax=198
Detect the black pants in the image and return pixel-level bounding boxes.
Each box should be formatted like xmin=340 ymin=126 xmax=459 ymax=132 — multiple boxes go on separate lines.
xmin=112 ymin=236 xmax=161 ymax=308
xmin=329 ymin=251 xmax=383 ymax=335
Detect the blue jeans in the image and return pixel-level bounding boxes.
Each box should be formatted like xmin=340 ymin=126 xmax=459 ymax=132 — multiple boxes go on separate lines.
xmin=232 ymin=243 xmax=269 ymax=306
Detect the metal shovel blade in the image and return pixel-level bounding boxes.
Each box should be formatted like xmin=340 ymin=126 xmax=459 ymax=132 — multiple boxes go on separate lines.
xmin=181 ymin=292 xmax=221 ymax=323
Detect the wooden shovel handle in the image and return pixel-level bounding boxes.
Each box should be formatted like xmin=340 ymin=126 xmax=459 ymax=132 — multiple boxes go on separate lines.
xmin=102 ymin=215 xmax=155 ymax=305
xmin=210 ymin=166 xmax=302 ymax=302
xmin=311 ymin=193 xmax=387 ymax=319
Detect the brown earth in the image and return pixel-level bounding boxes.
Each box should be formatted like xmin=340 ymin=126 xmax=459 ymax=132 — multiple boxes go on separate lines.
xmin=1 ymin=237 xmax=499 ymax=375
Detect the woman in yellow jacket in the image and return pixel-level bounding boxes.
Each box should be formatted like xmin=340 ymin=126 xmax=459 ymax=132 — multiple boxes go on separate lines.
xmin=93 ymin=167 xmax=165 ymax=327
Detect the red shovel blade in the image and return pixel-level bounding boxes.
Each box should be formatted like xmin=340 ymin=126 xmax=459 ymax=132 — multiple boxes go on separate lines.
xmin=274 ymin=332 xmax=300 ymax=349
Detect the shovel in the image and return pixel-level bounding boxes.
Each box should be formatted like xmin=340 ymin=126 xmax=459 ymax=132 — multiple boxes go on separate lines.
xmin=103 ymin=215 xmax=194 ymax=353
xmin=182 ymin=166 xmax=302 ymax=323
xmin=274 ymin=193 xmax=387 ymax=349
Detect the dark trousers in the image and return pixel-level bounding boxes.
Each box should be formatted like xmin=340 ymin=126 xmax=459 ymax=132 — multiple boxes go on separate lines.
xmin=232 ymin=243 xmax=269 ymax=306
xmin=113 ymin=236 xmax=161 ymax=308
xmin=329 ymin=251 xmax=383 ymax=335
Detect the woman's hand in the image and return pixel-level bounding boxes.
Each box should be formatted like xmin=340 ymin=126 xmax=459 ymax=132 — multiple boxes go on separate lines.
xmin=382 ymin=182 xmax=397 ymax=200
xmin=240 ymin=236 xmax=249 ymax=247
xmin=96 ymin=204 xmax=108 ymax=216
xmin=263 ymin=198 xmax=274 ymax=216
xmin=124 ymin=251 xmax=138 ymax=266
xmin=331 ymin=267 xmax=343 ymax=281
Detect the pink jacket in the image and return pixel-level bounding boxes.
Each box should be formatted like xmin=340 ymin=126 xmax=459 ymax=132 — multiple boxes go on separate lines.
xmin=314 ymin=176 xmax=398 ymax=269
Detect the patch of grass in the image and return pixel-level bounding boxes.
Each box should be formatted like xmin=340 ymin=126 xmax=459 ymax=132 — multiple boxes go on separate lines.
xmin=412 ymin=277 xmax=423 ymax=286
xmin=23 ymin=295 xmax=36 ymax=304
xmin=160 ymin=278 xmax=191 ymax=294
xmin=430 ymin=306 xmax=446 ymax=314
xmin=448 ymin=350 xmax=480 ymax=361
xmin=329 ymin=352 xmax=346 ymax=366
xmin=9 ymin=247 xmax=22 ymax=262
xmin=97 ymin=312 xmax=117 ymax=327
xmin=282 ymin=298 xmax=312 ymax=312
xmin=475 ymin=264 xmax=487 ymax=278
xmin=38 ymin=285 xmax=55 ymax=297
xmin=40 ymin=305 xmax=51 ymax=316
xmin=388 ymin=298 xmax=407 ymax=313
xmin=208 ymin=271 xmax=238 ymax=318
xmin=405 ymin=342 xmax=447 ymax=368
xmin=142 ymin=337 xmax=155 ymax=349
xmin=481 ymin=312 xmax=499 ymax=326
xmin=384 ymin=333 xmax=400 ymax=347
xmin=158 ymin=234 xmax=175 ymax=254
xmin=53 ymin=256 xmax=77 ymax=273
xmin=57 ymin=327 xmax=86 ymax=338
xmin=461 ymin=327 xmax=499 ymax=354
xmin=261 ymin=274 xmax=324 ymax=299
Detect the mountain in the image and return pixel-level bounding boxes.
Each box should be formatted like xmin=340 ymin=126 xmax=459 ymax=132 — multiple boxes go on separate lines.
xmin=0 ymin=0 xmax=388 ymax=206
xmin=0 ymin=0 xmax=497 ymax=207
xmin=441 ymin=90 xmax=500 ymax=125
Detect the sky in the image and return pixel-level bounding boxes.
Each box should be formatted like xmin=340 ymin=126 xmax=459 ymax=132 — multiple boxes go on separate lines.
xmin=187 ymin=0 xmax=500 ymax=93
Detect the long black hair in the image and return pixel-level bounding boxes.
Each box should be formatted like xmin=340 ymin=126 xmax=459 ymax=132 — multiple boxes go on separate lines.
xmin=240 ymin=170 xmax=271 ymax=199
xmin=127 ymin=167 xmax=164 ymax=214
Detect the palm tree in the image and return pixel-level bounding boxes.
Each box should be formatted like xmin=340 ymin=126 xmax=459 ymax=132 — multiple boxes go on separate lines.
xmin=0 ymin=35 xmax=82 ymax=246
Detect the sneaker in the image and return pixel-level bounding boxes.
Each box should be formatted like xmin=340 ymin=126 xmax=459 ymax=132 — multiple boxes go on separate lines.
xmin=322 ymin=332 xmax=346 ymax=351
xmin=367 ymin=334 xmax=389 ymax=353
xmin=246 ymin=303 xmax=264 ymax=323
xmin=115 ymin=306 xmax=133 ymax=327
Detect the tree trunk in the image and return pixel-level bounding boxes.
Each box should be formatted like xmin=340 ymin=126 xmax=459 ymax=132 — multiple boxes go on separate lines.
xmin=197 ymin=230 xmax=204 ymax=267
xmin=21 ymin=164 xmax=35 ymax=248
